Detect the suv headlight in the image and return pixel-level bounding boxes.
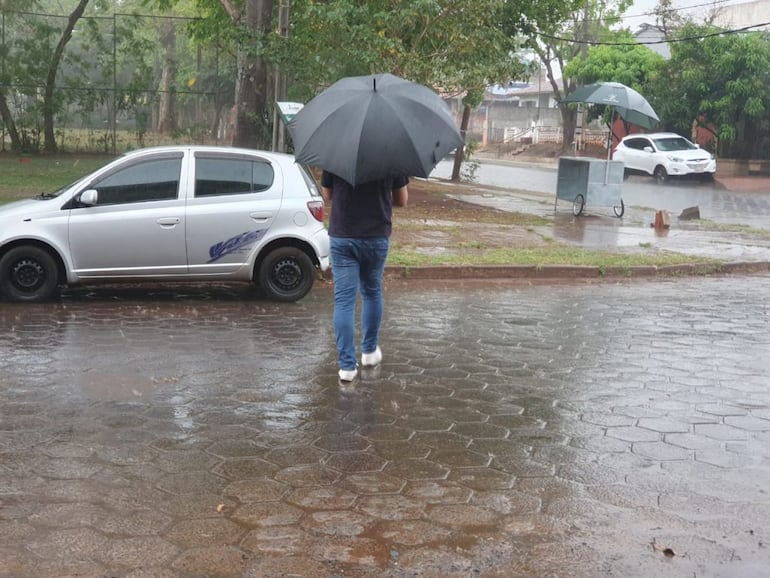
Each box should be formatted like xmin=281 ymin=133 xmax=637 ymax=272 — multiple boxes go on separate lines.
xmin=668 ymin=155 xmax=685 ymax=163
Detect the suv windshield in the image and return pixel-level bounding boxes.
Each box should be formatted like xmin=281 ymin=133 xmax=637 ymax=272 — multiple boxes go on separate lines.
xmin=653 ymin=137 xmax=695 ymax=152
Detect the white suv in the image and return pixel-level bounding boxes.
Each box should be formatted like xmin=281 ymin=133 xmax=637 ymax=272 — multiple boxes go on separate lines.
xmin=0 ymin=146 xmax=330 ymax=302
xmin=613 ymin=132 xmax=716 ymax=183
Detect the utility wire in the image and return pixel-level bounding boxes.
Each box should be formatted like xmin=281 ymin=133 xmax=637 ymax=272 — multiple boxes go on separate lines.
xmin=573 ymin=0 xmax=747 ymax=27
xmin=539 ymin=21 xmax=770 ymax=45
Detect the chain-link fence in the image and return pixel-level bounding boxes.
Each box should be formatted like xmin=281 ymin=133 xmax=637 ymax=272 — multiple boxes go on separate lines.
xmin=0 ymin=9 xmax=237 ymax=154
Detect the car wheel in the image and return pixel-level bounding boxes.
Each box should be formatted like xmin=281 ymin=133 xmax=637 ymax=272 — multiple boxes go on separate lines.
xmin=613 ymin=198 xmax=625 ymax=218
xmin=0 ymin=245 xmax=60 ymax=302
xmin=654 ymin=166 xmax=668 ymax=183
xmin=258 ymin=247 xmax=315 ymax=302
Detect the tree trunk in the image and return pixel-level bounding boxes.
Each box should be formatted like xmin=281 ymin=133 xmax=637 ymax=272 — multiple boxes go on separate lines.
xmin=451 ymin=103 xmax=471 ymax=181
xmin=43 ymin=0 xmax=90 ymax=153
xmin=229 ymin=0 xmax=274 ymax=149
xmin=0 ymin=92 xmax=21 ymax=151
xmin=157 ymin=18 xmax=178 ymax=135
xmin=559 ymin=104 xmax=576 ymax=155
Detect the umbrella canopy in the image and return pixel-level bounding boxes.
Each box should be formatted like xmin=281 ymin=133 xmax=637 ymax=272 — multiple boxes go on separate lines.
xmin=288 ymin=73 xmax=464 ymax=186
xmin=563 ymin=81 xmax=659 ymax=130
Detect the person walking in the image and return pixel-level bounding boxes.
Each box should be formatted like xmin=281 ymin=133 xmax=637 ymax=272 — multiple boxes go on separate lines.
xmin=321 ymin=171 xmax=408 ymax=383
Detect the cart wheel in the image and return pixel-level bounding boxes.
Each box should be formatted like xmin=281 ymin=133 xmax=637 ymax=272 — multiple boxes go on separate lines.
xmin=572 ymin=194 xmax=585 ymax=216
xmin=613 ymin=198 xmax=625 ymax=218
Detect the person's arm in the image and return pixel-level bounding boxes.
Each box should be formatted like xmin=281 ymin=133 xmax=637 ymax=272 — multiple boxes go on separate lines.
xmin=392 ymin=185 xmax=408 ymax=207
xmin=320 ymin=170 xmax=334 ymax=202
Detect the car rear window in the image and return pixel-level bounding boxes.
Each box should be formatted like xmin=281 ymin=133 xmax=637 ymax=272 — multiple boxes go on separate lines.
xmin=195 ymin=157 xmax=274 ymax=197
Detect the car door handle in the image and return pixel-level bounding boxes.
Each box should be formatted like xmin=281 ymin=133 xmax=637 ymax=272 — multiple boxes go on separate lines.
xmin=156 ymin=217 xmax=181 ymax=227
xmin=249 ymin=212 xmax=273 ymax=222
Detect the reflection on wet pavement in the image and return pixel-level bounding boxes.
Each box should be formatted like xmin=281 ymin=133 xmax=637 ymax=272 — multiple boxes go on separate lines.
xmin=453 ymin=188 xmax=770 ymax=262
xmin=549 ymin=212 xmax=770 ymax=262
xmin=1 ymin=279 xmax=769 ymax=577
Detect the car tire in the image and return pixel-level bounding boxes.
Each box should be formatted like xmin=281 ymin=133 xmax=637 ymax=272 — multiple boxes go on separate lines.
xmin=654 ymin=166 xmax=668 ymax=183
xmin=0 ymin=245 xmax=60 ymax=302
xmin=257 ymin=246 xmax=315 ymax=302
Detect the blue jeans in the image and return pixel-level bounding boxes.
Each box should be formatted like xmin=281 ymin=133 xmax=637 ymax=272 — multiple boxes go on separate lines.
xmin=330 ymin=236 xmax=390 ymax=371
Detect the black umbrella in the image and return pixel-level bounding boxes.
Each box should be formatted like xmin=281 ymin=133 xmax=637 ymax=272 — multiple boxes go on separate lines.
xmin=288 ymin=73 xmax=464 ymax=186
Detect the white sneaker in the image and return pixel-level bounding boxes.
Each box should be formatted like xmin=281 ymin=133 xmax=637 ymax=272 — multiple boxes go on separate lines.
xmin=338 ymin=368 xmax=358 ymax=382
xmin=361 ymin=346 xmax=382 ymax=367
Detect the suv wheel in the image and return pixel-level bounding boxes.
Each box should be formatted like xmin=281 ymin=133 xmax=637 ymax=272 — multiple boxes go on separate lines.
xmin=257 ymin=247 xmax=315 ymax=302
xmin=654 ymin=166 xmax=668 ymax=183
xmin=0 ymin=245 xmax=60 ymax=302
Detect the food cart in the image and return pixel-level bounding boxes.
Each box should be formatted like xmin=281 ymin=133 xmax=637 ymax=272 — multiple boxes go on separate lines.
xmin=555 ymin=156 xmax=625 ymax=217
xmin=560 ymin=82 xmax=660 ymax=218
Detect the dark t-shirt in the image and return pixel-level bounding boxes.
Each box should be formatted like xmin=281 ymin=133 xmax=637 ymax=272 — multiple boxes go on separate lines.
xmin=321 ymin=172 xmax=408 ymax=238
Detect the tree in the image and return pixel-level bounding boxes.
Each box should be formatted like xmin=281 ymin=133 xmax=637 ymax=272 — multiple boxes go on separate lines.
xmin=285 ymin=0 xmax=530 ymax=180
xmin=157 ymin=16 xmax=178 ymax=135
xmin=0 ymin=0 xmax=37 ymax=151
xmin=155 ymin=0 xmax=274 ymax=148
xmin=562 ymin=31 xmax=664 ymax=138
xmin=504 ymin=0 xmax=631 ymax=153
xmin=221 ymin=0 xmax=273 ymax=148
xmin=650 ymin=23 xmax=770 ymax=158
xmin=43 ymin=0 xmax=91 ymax=153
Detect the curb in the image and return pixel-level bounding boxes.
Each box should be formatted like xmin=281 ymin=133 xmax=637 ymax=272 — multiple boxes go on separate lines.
xmin=378 ymin=261 xmax=770 ymax=280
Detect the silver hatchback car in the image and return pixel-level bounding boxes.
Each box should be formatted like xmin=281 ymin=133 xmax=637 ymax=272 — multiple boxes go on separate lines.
xmin=0 ymin=146 xmax=330 ymax=302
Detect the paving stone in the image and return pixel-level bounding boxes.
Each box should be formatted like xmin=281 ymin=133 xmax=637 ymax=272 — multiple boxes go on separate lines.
xmin=3 ymin=277 xmax=770 ymax=576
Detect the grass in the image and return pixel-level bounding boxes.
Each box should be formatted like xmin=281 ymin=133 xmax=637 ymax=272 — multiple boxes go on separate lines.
xmin=387 ymin=245 xmax=718 ymax=268
xmin=694 ymin=218 xmax=770 ymax=238
xmin=0 ymin=154 xmax=112 ymax=202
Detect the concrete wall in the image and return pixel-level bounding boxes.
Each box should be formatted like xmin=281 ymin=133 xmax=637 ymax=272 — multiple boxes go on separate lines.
xmin=715 ymin=0 xmax=770 ymax=30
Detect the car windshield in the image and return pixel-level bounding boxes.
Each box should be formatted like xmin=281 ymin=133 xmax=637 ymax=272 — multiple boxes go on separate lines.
xmin=652 ymin=137 xmax=696 ymax=152
xmin=35 ymin=157 xmax=116 ymax=200
xmin=36 ymin=178 xmax=85 ymax=200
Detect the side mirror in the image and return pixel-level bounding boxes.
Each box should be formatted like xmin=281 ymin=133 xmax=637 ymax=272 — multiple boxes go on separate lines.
xmin=643 ymin=146 xmax=653 ymax=153
xmin=79 ymin=189 xmax=99 ymax=206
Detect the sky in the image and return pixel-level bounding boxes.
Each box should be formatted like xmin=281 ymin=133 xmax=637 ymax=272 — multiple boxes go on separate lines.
xmin=623 ymin=0 xmax=748 ymax=31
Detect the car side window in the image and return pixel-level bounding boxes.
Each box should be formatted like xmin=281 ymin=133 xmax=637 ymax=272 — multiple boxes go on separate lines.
xmin=92 ymin=158 xmax=182 ymax=205
xmin=625 ymin=138 xmax=648 ymax=151
xmin=195 ymin=158 xmax=275 ymax=197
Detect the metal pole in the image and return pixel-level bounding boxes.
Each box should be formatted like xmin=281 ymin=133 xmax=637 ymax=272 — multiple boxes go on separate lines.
xmin=112 ymin=13 xmax=117 ymax=154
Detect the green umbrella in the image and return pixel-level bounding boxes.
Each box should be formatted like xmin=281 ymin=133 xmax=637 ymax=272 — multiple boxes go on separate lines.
xmin=563 ymin=81 xmax=659 ymax=130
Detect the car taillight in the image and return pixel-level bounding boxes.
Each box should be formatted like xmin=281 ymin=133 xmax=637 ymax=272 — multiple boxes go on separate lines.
xmin=307 ymin=200 xmax=324 ymax=222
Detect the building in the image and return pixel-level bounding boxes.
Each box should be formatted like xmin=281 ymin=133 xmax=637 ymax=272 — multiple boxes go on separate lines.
xmin=714 ymin=0 xmax=770 ymax=30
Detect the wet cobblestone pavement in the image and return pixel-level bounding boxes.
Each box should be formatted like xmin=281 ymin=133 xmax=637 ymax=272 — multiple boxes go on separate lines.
xmin=1 ymin=277 xmax=769 ymax=577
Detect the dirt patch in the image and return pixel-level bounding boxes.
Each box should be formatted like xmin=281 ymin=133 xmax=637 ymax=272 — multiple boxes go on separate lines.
xmin=389 ymin=179 xmax=549 ymax=260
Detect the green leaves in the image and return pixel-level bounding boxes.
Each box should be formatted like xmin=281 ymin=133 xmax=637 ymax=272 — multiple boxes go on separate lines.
xmin=652 ymin=23 xmax=770 ymax=157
